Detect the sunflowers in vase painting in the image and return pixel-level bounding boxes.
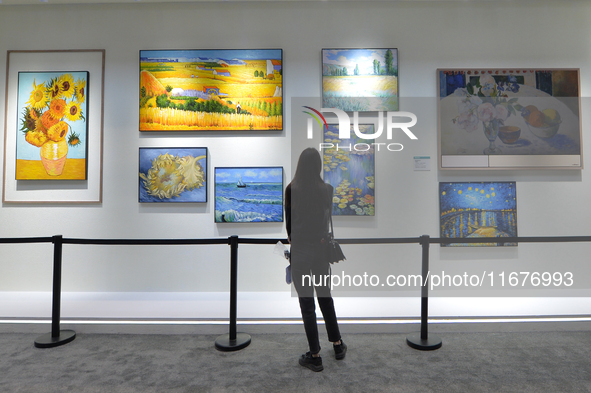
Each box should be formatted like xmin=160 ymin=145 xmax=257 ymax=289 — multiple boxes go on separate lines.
xmin=17 ymin=71 xmax=88 ymax=180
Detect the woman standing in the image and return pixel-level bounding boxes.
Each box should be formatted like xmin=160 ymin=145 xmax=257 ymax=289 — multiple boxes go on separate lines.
xmin=285 ymin=147 xmax=347 ymax=372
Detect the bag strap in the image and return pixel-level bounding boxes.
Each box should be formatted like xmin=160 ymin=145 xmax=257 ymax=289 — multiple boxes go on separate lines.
xmin=327 ymin=185 xmax=335 ymax=240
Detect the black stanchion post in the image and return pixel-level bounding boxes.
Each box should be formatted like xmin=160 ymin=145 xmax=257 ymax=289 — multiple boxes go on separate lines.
xmin=215 ymin=235 xmax=251 ymax=351
xmin=34 ymin=235 xmax=76 ymax=348
xmin=406 ymin=235 xmax=442 ymax=351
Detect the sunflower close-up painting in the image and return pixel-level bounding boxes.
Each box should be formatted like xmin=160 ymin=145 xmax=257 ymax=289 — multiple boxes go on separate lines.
xmin=16 ymin=71 xmax=89 ymax=180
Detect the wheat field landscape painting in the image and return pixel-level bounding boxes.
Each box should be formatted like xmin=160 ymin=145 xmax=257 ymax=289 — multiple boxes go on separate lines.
xmin=139 ymin=49 xmax=283 ymax=131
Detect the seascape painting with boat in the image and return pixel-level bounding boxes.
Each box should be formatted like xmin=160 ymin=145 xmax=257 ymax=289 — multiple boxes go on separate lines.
xmin=215 ymin=167 xmax=283 ymax=223
xmin=439 ymin=182 xmax=517 ymax=247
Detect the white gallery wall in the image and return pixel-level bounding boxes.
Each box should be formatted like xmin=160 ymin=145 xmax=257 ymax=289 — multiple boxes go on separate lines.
xmin=1 ymin=0 xmax=591 ymax=323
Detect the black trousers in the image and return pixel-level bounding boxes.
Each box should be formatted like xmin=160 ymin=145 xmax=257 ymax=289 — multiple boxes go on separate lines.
xmin=291 ymin=240 xmax=341 ymax=354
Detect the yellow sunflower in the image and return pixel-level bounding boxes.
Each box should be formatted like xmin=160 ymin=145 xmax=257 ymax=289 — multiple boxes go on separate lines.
xmin=47 ymin=121 xmax=69 ymax=142
xmin=139 ymin=153 xmax=187 ymax=199
xmin=177 ymin=155 xmax=206 ymax=190
xmin=59 ymin=74 xmax=75 ymax=99
xmin=68 ymin=131 xmax=81 ymax=147
xmin=20 ymin=107 xmax=39 ymax=132
xmin=34 ymin=118 xmax=47 ymax=134
xmin=26 ymin=79 xmax=49 ymax=110
xmin=74 ymin=78 xmax=86 ymax=103
xmin=41 ymin=110 xmax=59 ymax=130
xmin=48 ymin=78 xmax=62 ymax=99
xmin=65 ymin=101 xmax=82 ymax=121
xmin=25 ymin=130 xmax=48 ymax=147
xmin=49 ymin=98 xmax=67 ymax=119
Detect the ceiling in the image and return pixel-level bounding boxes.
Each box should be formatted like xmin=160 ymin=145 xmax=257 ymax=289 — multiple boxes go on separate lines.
xmin=0 ymin=0 xmax=505 ymax=4
xmin=0 ymin=0 xmax=404 ymax=4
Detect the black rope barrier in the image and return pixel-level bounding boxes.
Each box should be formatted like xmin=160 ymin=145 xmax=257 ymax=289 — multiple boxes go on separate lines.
xmin=215 ymin=235 xmax=251 ymax=351
xmin=63 ymin=238 xmax=229 ymax=246
xmin=0 ymin=237 xmax=53 ymax=244
xmin=336 ymin=237 xmax=421 ymax=245
xmin=33 ymin=235 xmax=76 ymax=348
xmin=1 ymin=233 xmax=591 ymax=351
xmin=435 ymin=236 xmax=591 ymax=244
xmin=406 ymin=235 xmax=442 ymax=350
xmin=237 ymin=237 xmax=288 ymax=245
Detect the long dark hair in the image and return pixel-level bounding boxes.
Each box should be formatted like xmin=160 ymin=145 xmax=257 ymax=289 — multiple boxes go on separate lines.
xmin=290 ymin=148 xmax=330 ymax=214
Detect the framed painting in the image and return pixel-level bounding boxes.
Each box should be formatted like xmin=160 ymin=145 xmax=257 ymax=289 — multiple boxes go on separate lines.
xmin=438 ymin=68 xmax=582 ymax=170
xmin=322 ymin=48 xmax=398 ymax=112
xmin=3 ymin=50 xmax=105 ymax=203
xmin=139 ymin=147 xmax=207 ymax=203
xmin=139 ymin=49 xmax=283 ymax=131
xmin=214 ymin=167 xmax=283 ymax=223
xmin=439 ymin=182 xmax=517 ymax=247
xmin=16 ymin=71 xmax=89 ymax=181
xmin=323 ymin=124 xmax=375 ymax=216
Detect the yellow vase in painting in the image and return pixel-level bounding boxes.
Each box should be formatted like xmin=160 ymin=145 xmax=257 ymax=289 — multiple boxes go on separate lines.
xmin=40 ymin=139 xmax=68 ymax=176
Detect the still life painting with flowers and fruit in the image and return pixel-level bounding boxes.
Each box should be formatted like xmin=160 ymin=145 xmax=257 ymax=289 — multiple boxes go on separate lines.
xmin=438 ymin=69 xmax=581 ymax=167
xmin=16 ymin=71 xmax=88 ymax=180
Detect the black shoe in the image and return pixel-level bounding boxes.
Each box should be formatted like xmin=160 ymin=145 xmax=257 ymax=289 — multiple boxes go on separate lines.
xmin=334 ymin=340 xmax=347 ymax=360
xmin=299 ymin=352 xmax=323 ymax=372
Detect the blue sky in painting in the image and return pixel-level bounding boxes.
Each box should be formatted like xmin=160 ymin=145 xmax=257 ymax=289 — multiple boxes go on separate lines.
xmin=440 ymin=182 xmax=516 ymax=213
xmin=323 ymin=48 xmax=397 ymax=74
xmin=215 ymin=167 xmax=283 ymax=184
xmin=141 ymin=49 xmax=282 ymax=62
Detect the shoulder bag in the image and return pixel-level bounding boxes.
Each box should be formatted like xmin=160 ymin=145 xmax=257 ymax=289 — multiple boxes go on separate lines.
xmin=324 ymin=212 xmax=346 ymax=264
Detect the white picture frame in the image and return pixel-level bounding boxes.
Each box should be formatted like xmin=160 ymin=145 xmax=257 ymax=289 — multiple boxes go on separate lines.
xmin=3 ymin=49 xmax=105 ymax=203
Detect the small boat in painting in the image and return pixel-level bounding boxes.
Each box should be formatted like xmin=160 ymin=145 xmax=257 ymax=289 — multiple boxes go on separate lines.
xmin=237 ymin=175 xmax=246 ymax=188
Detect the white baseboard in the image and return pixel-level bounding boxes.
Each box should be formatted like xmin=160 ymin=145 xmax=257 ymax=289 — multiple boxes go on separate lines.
xmin=1 ymin=292 xmax=591 ymax=335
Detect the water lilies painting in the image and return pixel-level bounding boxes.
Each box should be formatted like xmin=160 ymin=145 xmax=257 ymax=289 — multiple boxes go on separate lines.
xmin=323 ymin=124 xmax=375 ymax=216
xmin=439 ymin=182 xmax=517 ymax=247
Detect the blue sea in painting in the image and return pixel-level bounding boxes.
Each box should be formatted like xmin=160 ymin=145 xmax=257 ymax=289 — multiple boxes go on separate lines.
xmin=215 ymin=182 xmax=283 ymax=223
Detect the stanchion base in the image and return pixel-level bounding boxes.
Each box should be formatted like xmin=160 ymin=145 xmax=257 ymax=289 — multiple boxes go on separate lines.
xmin=34 ymin=330 xmax=76 ymax=348
xmin=406 ymin=332 xmax=442 ymax=351
xmin=215 ymin=333 xmax=251 ymax=352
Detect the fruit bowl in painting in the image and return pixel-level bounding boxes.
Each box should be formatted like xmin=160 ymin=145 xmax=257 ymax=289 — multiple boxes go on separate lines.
xmin=498 ymin=126 xmax=521 ymax=144
xmin=525 ymin=119 xmax=561 ymax=139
